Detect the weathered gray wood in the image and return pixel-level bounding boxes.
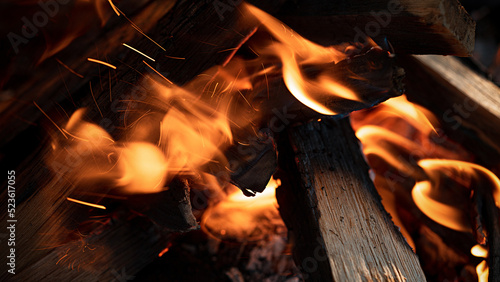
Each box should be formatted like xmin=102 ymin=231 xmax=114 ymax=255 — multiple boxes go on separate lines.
xmin=277 ymin=117 xmax=426 ymax=281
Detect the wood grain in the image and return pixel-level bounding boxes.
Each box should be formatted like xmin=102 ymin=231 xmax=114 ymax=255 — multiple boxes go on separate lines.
xmin=277 ymin=117 xmax=426 ymax=281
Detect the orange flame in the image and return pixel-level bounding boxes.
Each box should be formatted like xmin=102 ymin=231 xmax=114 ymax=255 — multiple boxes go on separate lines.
xmin=413 ymin=159 xmax=500 ymax=232
xmin=244 ymin=3 xmax=360 ymax=115
xmin=351 ymin=95 xmax=490 ymax=251
xmin=201 ymin=177 xmax=282 ymax=241
xmin=476 ymin=260 xmax=489 ymax=282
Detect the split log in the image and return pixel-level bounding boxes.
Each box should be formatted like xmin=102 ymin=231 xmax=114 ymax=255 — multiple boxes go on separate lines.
xmin=250 ymin=0 xmax=475 ymax=56
xmin=276 ymin=117 xmax=426 ymax=281
xmin=400 ymin=55 xmax=500 ymax=171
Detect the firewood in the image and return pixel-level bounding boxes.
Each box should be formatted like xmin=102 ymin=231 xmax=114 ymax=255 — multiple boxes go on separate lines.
xmin=385 ymin=54 xmax=500 ymax=280
xmin=0 ymin=1 xmax=475 ymax=280
xmin=227 ymin=47 xmax=404 ymax=194
xmin=400 ymin=55 xmax=500 ymax=171
xmin=250 ymin=0 xmax=475 ymax=56
xmin=276 ymin=117 xmax=426 ymax=281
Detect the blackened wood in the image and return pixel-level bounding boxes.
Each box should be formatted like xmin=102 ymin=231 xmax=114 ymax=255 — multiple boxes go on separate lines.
xmin=126 ymin=178 xmax=198 ymax=231
xmin=276 ymin=117 xmax=426 ymax=281
xmin=474 ymin=182 xmax=500 ymax=281
xmin=250 ymin=0 xmax=475 ymax=56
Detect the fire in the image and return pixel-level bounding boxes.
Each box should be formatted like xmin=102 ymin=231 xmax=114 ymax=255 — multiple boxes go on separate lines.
xmin=413 ymin=159 xmax=500 ymax=232
xmin=472 ymin=244 xmax=489 ymax=282
xmin=352 ymin=95 xmax=500 ymax=280
xmin=244 ymin=3 xmax=363 ymax=115
xmin=476 ymin=261 xmax=489 ymax=282
xmin=201 ymin=177 xmax=282 ymax=241
xmin=471 ymin=244 xmax=488 ymax=258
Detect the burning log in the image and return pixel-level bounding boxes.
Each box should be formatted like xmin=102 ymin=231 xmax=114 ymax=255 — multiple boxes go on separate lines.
xmin=276 ymin=117 xmax=426 ymax=281
xmin=228 ymin=47 xmax=404 ymax=194
xmin=398 ymin=55 xmax=500 ymax=280
xmin=250 ymin=0 xmax=475 ymax=56
xmin=0 ymin=0 xmax=481 ymax=281
xmin=400 ymin=55 xmax=500 ymax=170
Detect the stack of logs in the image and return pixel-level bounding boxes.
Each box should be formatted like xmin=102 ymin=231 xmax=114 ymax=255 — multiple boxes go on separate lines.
xmin=2 ymin=0 xmax=499 ymax=281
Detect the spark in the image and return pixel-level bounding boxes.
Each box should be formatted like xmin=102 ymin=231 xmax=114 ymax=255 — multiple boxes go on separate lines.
xmin=89 ymin=82 xmax=104 ymax=118
xmin=158 ymin=247 xmax=170 ymax=257
xmin=87 ymin=58 xmax=116 ymax=69
xmin=61 ymin=129 xmax=90 ymax=142
xmin=164 ymin=55 xmax=185 ymax=60
xmin=115 ymin=6 xmax=166 ymax=51
xmin=56 ymin=249 xmax=69 ymax=265
xmin=262 ymin=63 xmax=269 ymax=98
xmin=211 ymin=82 xmax=219 ymax=98
xmin=56 ymin=58 xmax=84 ymax=78
xmin=66 ymin=197 xmax=106 ymax=210
xmin=122 ymin=43 xmax=155 ymax=62
xmin=197 ymin=40 xmax=218 ymax=47
xmin=57 ymin=64 xmax=76 ymax=106
xmin=107 ymin=0 xmax=120 ymax=16
xmin=217 ymin=47 xmax=238 ymax=53
xmin=238 ymin=90 xmax=254 ymax=110
xmin=158 ymin=121 xmax=163 ymax=146
xmin=143 ymin=60 xmax=173 ymax=84
xmin=33 ymin=101 xmax=68 ymax=139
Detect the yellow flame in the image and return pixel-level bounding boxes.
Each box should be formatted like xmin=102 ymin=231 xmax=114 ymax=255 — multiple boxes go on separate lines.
xmin=244 ymin=3 xmax=360 ymax=115
xmin=476 ymin=260 xmax=489 ymax=282
xmin=201 ymin=177 xmax=282 ymax=241
xmin=471 ymin=244 xmax=488 ymax=258
xmin=382 ymin=96 xmax=437 ymax=135
xmin=413 ymin=159 xmax=500 ymax=232
xmin=116 ymin=143 xmax=167 ymax=193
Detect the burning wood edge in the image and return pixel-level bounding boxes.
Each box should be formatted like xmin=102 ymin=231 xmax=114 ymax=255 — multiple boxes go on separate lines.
xmin=395 ymin=55 xmax=500 ymax=280
xmin=275 ymin=118 xmax=426 ymax=281
xmin=228 ymin=48 xmax=404 ymax=194
xmin=474 ymin=182 xmax=500 ymax=281
xmin=251 ymin=0 xmax=475 ymax=56
xmin=400 ymin=55 xmax=500 ymax=168
xmin=126 ymin=177 xmax=198 ymax=232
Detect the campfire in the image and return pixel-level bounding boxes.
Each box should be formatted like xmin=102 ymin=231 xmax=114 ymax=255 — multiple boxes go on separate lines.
xmin=1 ymin=0 xmax=499 ymax=281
